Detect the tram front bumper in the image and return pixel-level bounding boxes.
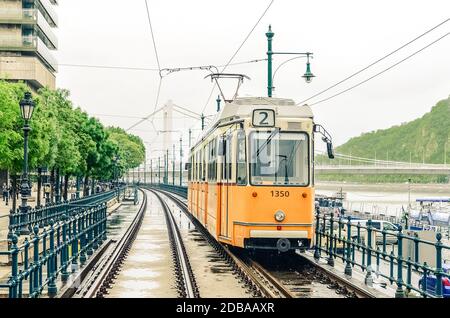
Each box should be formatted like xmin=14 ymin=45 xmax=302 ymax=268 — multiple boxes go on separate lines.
xmin=244 ymin=230 xmax=311 ymax=252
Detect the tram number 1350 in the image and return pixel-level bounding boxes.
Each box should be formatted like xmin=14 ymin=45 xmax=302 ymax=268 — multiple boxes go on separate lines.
xmin=271 ymin=191 xmax=290 ymax=198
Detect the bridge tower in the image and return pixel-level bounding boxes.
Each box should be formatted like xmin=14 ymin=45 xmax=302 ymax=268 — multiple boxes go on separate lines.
xmin=162 ymin=100 xmax=174 ymax=152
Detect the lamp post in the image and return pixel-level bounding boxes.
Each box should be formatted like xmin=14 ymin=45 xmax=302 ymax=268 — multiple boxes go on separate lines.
xmin=216 ymin=95 xmax=222 ymax=113
xmin=406 ymin=178 xmax=412 ymax=230
xmin=266 ymin=25 xmax=314 ymax=97
xmin=172 ymin=144 xmax=175 ymax=185
xmin=150 ymin=159 xmax=153 ymax=185
xmin=179 ymin=137 xmax=183 ymax=186
xmin=158 ymin=156 xmax=161 ymax=184
xmin=189 ymin=129 xmax=192 ymax=150
xmin=19 ymin=92 xmax=35 ymax=235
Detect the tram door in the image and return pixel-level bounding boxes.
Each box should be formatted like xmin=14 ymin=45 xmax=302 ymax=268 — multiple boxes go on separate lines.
xmin=220 ymin=135 xmax=232 ymax=238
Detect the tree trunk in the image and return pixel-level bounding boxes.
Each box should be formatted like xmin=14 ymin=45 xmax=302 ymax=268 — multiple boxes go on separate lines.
xmin=50 ymin=167 xmax=55 ymax=203
xmin=60 ymin=175 xmax=64 ymax=202
xmin=91 ymin=179 xmax=95 ymax=195
xmin=63 ymin=175 xmax=69 ymax=201
xmin=11 ymin=174 xmax=17 ymax=212
xmin=83 ymin=175 xmax=89 ymax=197
xmin=55 ymin=168 xmax=60 ymax=203
xmin=37 ymin=168 xmax=42 ymax=208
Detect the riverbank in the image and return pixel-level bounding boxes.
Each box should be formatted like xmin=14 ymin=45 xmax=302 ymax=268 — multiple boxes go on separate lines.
xmin=316 ymin=181 xmax=450 ymax=194
xmin=316 ymin=181 xmax=450 ymax=218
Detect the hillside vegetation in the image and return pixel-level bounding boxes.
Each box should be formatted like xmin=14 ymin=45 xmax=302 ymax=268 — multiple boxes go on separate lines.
xmin=317 ymin=96 xmax=450 ymax=183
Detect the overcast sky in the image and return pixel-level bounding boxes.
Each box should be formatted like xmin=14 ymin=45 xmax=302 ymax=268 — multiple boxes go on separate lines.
xmin=55 ymin=0 xmax=450 ymax=160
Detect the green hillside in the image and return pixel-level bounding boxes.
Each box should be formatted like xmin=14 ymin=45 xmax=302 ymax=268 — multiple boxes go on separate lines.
xmin=317 ymin=96 xmax=450 ymax=183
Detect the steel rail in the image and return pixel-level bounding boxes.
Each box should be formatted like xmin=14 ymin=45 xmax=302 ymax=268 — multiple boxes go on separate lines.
xmin=74 ymin=189 xmax=148 ymax=298
xmin=247 ymin=259 xmax=294 ymax=298
xmin=296 ymin=253 xmax=375 ymax=298
xmin=149 ymin=189 xmax=199 ymax=298
xmin=150 ymin=188 xmax=286 ymax=298
xmin=153 ymin=187 xmax=374 ymax=298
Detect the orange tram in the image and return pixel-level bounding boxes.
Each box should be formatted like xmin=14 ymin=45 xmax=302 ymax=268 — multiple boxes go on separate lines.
xmin=186 ymin=97 xmax=334 ymax=253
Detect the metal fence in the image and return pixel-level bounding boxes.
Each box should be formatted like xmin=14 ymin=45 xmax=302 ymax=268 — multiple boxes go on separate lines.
xmin=0 ymin=203 xmax=108 ymax=298
xmin=314 ymin=211 xmax=450 ymax=298
xmin=8 ymin=187 xmax=126 ymax=237
xmin=146 ymin=183 xmax=188 ymax=199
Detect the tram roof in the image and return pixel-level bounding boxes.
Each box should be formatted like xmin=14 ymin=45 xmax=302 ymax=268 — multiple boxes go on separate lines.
xmin=193 ymin=97 xmax=314 ymax=148
xmin=213 ymin=96 xmax=313 ymax=125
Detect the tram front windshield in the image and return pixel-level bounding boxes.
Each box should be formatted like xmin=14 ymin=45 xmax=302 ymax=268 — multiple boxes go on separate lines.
xmin=250 ymin=131 xmax=309 ymax=186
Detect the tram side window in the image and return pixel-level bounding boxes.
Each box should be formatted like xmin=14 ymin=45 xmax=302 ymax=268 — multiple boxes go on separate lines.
xmin=196 ymin=151 xmax=200 ymax=181
xmin=202 ymin=146 xmax=206 ymax=182
xmin=236 ymin=131 xmax=247 ymax=185
xmin=188 ymin=155 xmax=192 ymax=181
xmin=208 ymin=139 xmax=217 ymax=182
xmin=226 ymin=135 xmax=233 ymax=180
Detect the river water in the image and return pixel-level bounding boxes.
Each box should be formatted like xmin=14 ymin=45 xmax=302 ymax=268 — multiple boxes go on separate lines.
xmin=316 ymin=182 xmax=450 ymax=218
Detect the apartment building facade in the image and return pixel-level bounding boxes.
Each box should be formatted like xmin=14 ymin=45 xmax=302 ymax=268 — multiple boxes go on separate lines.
xmin=0 ymin=0 xmax=58 ymax=91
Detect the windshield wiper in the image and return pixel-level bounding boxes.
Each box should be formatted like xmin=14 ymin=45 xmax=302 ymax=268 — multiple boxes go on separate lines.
xmin=256 ymin=128 xmax=280 ymax=157
xmin=277 ymin=155 xmax=289 ymax=184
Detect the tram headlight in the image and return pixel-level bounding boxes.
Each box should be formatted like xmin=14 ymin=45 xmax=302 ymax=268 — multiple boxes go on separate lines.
xmin=275 ymin=211 xmax=286 ymax=222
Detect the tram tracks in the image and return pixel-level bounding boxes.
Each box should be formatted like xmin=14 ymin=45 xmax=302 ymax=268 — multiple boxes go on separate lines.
xmin=74 ymin=188 xmax=200 ymax=298
xmin=74 ymin=186 xmax=371 ymax=299
xmin=151 ymin=188 xmax=292 ymax=298
xmin=150 ymin=189 xmax=200 ymax=298
xmin=75 ymin=189 xmax=148 ymax=298
xmin=150 ymin=188 xmax=371 ymax=299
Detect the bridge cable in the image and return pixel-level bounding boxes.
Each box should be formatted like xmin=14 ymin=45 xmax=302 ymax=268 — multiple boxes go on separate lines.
xmin=297 ymin=17 xmax=450 ymax=105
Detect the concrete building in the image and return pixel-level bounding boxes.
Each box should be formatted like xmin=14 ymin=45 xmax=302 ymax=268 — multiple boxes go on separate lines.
xmin=0 ymin=0 xmax=58 ymax=91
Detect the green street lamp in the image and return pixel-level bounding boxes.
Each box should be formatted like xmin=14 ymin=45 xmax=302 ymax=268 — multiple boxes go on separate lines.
xmin=19 ymin=92 xmax=35 ymax=235
xmin=266 ymin=25 xmax=315 ymax=97
xmin=302 ymin=54 xmax=315 ymax=83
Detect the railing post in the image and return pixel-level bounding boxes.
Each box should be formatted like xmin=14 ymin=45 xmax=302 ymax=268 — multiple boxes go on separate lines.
xmin=79 ymin=212 xmax=87 ymax=265
xmin=92 ymin=206 xmax=99 ymax=250
xmin=47 ymin=219 xmax=57 ymax=297
xmin=314 ymin=209 xmax=321 ymax=260
xmin=365 ymin=220 xmax=373 ymax=286
xmin=71 ymin=217 xmax=78 ymax=272
xmin=102 ymin=203 xmax=107 ymax=241
xmin=395 ymin=225 xmax=406 ymax=298
xmin=9 ymin=234 xmax=19 ymax=298
xmin=60 ymin=214 xmax=69 ymax=282
xmin=434 ymin=232 xmax=443 ymax=298
xmin=86 ymin=208 xmax=94 ymax=256
xmin=345 ymin=216 xmax=352 ymax=276
xmin=328 ymin=212 xmax=335 ymax=267
xmin=32 ymin=226 xmax=40 ymax=297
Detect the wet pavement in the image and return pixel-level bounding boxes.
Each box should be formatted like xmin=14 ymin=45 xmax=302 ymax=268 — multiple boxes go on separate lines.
xmin=106 ymin=190 xmax=178 ymax=298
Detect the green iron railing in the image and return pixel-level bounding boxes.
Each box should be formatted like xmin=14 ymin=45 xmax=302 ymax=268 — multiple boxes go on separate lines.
xmin=314 ymin=210 xmax=450 ymax=298
xmin=0 ymin=202 xmax=108 ymax=298
xmin=8 ymin=186 xmax=126 ymax=237
xmin=145 ymin=183 xmax=188 ymax=199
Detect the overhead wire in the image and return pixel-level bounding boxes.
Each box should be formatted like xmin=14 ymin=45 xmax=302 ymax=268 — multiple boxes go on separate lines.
xmin=297 ymin=17 xmax=450 ymax=105
xmin=309 ymin=32 xmax=450 ymax=106
xmin=58 ymin=64 xmax=159 ymax=71
xmin=200 ymin=0 xmax=275 ymax=115
xmin=126 ymin=0 xmax=163 ymax=132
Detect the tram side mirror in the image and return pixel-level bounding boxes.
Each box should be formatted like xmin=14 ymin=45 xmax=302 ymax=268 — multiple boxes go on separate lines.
xmin=314 ymin=124 xmax=335 ymax=160
xmin=327 ymin=141 xmax=335 ymax=159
